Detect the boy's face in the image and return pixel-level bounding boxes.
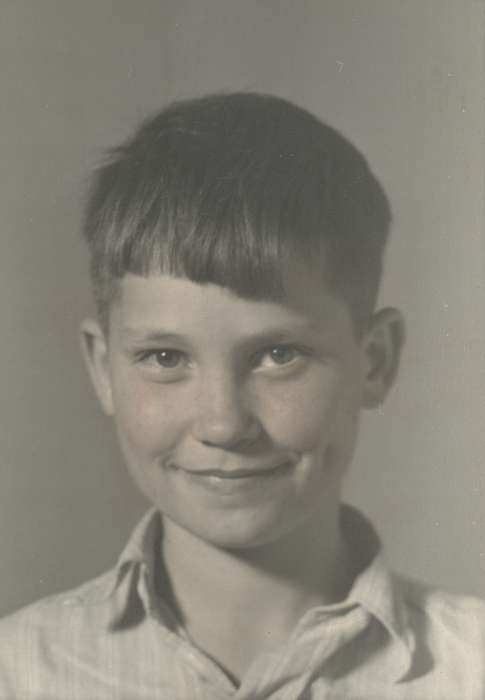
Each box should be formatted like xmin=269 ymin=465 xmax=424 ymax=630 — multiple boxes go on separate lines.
xmin=82 ymin=265 xmax=401 ymax=550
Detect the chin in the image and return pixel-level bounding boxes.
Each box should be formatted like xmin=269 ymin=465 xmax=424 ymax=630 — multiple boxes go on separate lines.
xmin=178 ymin=506 xmax=301 ymax=552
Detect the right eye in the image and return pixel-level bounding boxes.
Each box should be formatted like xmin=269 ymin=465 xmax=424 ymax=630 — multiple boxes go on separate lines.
xmin=150 ymin=349 xmax=185 ymax=368
xmin=137 ymin=349 xmax=189 ymax=375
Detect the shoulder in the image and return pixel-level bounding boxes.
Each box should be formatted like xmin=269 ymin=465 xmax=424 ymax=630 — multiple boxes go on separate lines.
xmin=399 ymin=573 xmax=485 ymax=630
xmin=397 ymin=574 xmax=485 ymax=675
xmin=0 ymin=568 xmax=116 ymax=636
xmin=0 ymin=570 xmax=117 ymax=698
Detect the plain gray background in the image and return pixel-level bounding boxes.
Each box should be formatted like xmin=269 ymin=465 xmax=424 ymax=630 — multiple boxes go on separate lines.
xmin=1 ymin=0 xmax=484 ymax=617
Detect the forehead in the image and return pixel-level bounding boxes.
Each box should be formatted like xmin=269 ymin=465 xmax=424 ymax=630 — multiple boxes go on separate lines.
xmin=110 ymin=270 xmax=355 ymax=345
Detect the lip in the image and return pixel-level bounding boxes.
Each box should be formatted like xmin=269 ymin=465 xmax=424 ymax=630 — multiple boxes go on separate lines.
xmin=182 ymin=463 xmax=292 ymax=479
xmin=169 ymin=461 xmax=294 ymax=495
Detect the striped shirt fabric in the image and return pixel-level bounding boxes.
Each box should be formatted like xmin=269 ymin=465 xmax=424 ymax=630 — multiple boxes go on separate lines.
xmin=0 ymin=506 xmax=484 ymax=699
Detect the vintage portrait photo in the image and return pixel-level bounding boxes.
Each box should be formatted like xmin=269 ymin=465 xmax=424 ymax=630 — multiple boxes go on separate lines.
xmin=0 ymin=2 xmax=483 ymax=698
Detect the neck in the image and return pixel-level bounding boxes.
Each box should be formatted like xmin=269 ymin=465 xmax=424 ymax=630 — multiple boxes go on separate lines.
xmin=158 ymin=504 xmax=354 ymax=682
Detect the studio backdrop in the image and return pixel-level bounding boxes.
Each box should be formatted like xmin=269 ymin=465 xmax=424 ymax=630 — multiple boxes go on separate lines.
xmin=1 ymin=0 xmax=483 ymax=616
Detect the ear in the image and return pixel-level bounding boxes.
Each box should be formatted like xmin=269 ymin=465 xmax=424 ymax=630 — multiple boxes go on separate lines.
xmin=361 ymin=307 xmax=405 ymax=409
xmin=80 ymin=318 xmax=114 ymax=416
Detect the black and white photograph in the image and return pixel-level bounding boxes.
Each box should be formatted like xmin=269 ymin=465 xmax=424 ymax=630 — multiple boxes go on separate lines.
xmin=0 ymin=2 xmax=484 ymax=698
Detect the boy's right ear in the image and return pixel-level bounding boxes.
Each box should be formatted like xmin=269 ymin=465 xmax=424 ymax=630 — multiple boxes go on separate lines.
xmin=80 ymin=319 xmax=114 ymax=416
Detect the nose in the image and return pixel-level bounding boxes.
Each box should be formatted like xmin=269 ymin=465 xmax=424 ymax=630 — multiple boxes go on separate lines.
xmin=192 ymin=371 xmax=261 ymax=449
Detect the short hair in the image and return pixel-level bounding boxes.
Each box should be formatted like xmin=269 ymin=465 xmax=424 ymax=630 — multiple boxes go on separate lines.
xmin=82 ymin=92 xmax=391 ymax=333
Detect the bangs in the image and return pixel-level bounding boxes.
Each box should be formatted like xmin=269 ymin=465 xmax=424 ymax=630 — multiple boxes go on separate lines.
xmin=90 ymin=142 xmax=329 ymax=309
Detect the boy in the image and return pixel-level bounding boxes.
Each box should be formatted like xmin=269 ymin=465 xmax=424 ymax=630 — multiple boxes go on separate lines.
xmin=0 ymin=92 xmax=483 ymax=699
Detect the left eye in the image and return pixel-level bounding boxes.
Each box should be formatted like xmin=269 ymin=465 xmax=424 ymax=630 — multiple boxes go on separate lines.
xmin=258 ymin=345 xmax=301 ymax=368
xmin=146 ymin=349 xmax=186 ymax=368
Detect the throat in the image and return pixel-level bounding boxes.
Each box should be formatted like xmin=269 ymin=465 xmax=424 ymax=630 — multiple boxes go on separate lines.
xmin=156 ymin=511 xmax=354 ymax=683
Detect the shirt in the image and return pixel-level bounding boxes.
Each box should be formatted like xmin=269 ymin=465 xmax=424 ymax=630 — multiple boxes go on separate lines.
xmin=0 ymin=506 xmax=484 ymax=700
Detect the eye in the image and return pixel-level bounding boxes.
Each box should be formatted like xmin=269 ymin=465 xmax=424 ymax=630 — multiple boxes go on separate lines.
xmin=152 ymin=349 xmax=185 ymax=368
xmin=256 ymin=345 xmax=302 ymax=369
xmin=138 ymin=348 xmax=187 ymax=370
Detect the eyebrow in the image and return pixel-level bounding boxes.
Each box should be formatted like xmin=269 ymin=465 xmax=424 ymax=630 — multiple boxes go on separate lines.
xmin=119 ymin=323 xmax=325 ymax=347
xmin=120 ymin=328 xmax=190 ymax=345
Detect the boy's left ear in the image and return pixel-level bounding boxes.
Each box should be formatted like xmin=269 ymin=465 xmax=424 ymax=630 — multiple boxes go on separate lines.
xmin=361 ymin=307 xmax=405 ymax=408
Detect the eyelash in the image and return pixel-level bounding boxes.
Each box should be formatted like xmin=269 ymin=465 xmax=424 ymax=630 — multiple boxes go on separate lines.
xmin=252 ymin=345 xmax=305 ymax=369
xmin=136 ymin=344 xmax=307 ymax=372
xmin=137 ymin=349 xmax=188 ymax=369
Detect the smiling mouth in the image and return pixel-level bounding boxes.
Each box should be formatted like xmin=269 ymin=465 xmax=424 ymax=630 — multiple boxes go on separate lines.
xmin=169 ymin=462 xmax=293 ymax=480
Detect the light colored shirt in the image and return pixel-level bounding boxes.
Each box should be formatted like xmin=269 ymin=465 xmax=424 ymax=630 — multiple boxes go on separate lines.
xmin=0 ymin=506 xmax=484 ymax=699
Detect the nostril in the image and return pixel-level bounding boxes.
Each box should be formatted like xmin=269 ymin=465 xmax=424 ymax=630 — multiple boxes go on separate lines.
xmin=193 ymin=377 xmax=261 ymax=447
xmin=193 ymin=410 xmax=262 ymax=449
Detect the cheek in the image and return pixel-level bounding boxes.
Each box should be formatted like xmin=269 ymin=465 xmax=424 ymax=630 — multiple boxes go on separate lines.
xmin=111 ymin=375 xmax=190 ymax=458
xmin=259 ymin=368 xmax=362 ymax=452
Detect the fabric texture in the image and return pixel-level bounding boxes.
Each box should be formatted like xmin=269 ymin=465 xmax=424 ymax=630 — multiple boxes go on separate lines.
xmin=0 ymin=506 xmax=484 ymax=699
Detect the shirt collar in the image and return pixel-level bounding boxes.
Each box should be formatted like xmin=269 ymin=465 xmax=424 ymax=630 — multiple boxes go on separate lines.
xmin=77 ymin=510 xmax=161 ymax=611
xmin=116 ymin=508 xmax=162 ymax=572
xmin=341 ymin=505 xmax=415 ymax=680
xmin=82 ymin=505 xmax=414 ymax=680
